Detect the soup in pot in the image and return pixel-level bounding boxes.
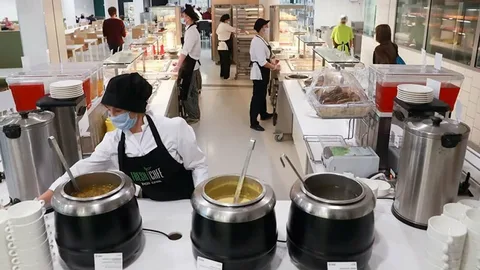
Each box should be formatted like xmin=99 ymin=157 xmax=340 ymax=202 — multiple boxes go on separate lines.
xmin=70 ymin=183 xmax=118 ymax=198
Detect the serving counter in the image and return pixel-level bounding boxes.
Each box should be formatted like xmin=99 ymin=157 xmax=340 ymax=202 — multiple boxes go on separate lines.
xmin=45 ymin=199 xmax=425 ymax=269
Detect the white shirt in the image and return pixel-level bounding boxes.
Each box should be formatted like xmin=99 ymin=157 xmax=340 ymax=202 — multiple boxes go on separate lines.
xmin=181 ymin=24 xmax=201 ymax=70
xmin=250 ymin=35 xmax=271 ymax=80
xmin=49 ymin=113 xmax=208 ymax=192
xmin=216 ymin=22 xmax=236 ymax=50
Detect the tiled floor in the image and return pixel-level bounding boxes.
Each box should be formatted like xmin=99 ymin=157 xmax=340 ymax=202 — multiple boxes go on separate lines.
xmin=0 ymin=48 xmax=301 ymax=202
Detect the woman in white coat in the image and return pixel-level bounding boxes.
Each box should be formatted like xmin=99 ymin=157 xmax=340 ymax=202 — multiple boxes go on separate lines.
xmin=216 ymin=14 xmax=236 ymax=79
xmin=249 ymin=19 xmax=280 ymax=131
xmin=39 ymin=73 xmax=208 ymax=203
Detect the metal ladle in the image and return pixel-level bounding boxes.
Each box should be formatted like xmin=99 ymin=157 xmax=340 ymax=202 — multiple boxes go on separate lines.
xmin=233 ymin=139 xmax=256 ymax=204
xmin=280 ymin=154 xmax=311 ymax=193
xmin=48 ymin=136 xmax=80 ymax=192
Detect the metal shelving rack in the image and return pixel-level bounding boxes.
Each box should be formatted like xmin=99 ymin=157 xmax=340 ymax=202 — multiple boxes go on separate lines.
xmin=232 ymin=5 xmax=265 ymax=79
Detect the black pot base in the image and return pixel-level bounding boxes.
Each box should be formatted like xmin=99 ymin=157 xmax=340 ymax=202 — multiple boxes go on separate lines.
xmin=57 ymin=226 xmax=145 ymax=270
xmin=287 ymin=236 xmax=372 ymax=270
xmin=391 ymin=205 xmax=427 ymax=230
xmin=192 ymin=242 xmax=277 ymax=270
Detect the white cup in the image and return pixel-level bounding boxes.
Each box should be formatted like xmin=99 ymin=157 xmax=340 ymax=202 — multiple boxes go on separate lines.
xmin=11 ymin=259 xmax=53 ymax=270
xmin=463 ymin=209 xmax=480 ymax=235
xmin=427 ymin=215 xmax=467 ymax=245
xmin=5 ymin=216 xmax=47 ymax=238
xmin=443 ymin=203 xmax=471 ymax=221
xmin=7 ymin=201 xmax=45 ymax=225
xmin=9 ymin=239 xmax=53 ymax=264
xmin=459 ymin=199 xmax=480 ymax=209
xmin=6 ymin=231 xmax=49 ymax=248
xmin=461 ymin=250 xmax=480 ymax=269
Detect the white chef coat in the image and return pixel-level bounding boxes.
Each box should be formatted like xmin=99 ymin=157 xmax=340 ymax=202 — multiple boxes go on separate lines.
xmin=181 ymin=24 xmax=201 ymax=70
xmin=49 ymin=112 xmax=208 ymax=192
xmin=250 ymin=35 xmax=271 ymax=80
xmin=216 ymin=22 xmax=236 ymax=51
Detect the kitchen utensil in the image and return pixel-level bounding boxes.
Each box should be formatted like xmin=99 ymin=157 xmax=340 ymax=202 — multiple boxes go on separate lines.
xmin=427 ymin=215 xmax=467 ymax=244
xmin=0 ymin=111 xmax=63 ymax=202
xmin=287 ymin=173 xmax=376 ymax=270
xmin=51 ymin=171 xmax=143 ymax=270
xmin=191 ymin=174 xmax=277 ymax=270
xmin=280 ymin=154 xmax=303 ymax=182
xmin=233 ymin=139 xmax=256 ymax=204
xmin=393 ymin=117 xmax=470 ymax=229
xmin=48 ymin=136 xmax=80 ymax=192
xmin=374 ymin=180 xmax=391 ymax=197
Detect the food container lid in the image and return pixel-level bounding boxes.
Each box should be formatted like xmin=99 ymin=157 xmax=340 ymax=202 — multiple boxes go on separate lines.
xmin=370 ymin=65 xmax=464 ymax=81
xmin=405 ymin=117 xmax=470 ymax=140
xmin=0 ymin=110 xmax=54 ymax=129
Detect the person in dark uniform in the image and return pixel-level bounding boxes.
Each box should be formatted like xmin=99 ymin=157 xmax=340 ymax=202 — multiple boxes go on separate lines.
xmin=249 ymin=19 xmax=280 ymax=132
xmin=39 ymin=73 xmax=208 ymax=203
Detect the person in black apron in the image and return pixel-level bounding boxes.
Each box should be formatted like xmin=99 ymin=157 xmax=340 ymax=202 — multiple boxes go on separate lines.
xmin=216 ymin=14 xmax=236 ymax=79
xmin=38 ymin=73 xmax=208 ymax=203
xmin=174 ymin=4 xmax=201 ymax=123
xmin=248 ymin=19 xmax=280 ymax=132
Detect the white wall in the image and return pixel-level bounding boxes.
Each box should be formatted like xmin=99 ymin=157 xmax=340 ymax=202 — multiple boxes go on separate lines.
xmin=74 ymin=0 xmax=95 ymax=17
xmin=104 ymin=0 xmax=119 ymax=18
xmin=1 ymin=0 xmax=19 ymax=21
xmin=62 ymin=0 xmax=76 ymax=27
xmin=314 ymin=0 xmax=364 ymax=29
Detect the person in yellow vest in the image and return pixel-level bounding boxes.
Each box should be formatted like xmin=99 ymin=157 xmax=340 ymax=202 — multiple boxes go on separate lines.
xmin=331 ymin=15 xmax=354 ymax=55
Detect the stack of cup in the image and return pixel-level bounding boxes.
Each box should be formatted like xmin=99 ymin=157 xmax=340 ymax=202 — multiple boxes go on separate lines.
xmin=0 ymin=209 xmax=11 ymax=269
xmin=426 ymin=215 xmax=467 ymax=270
xmin=461 ymin=208 xmax=480 ymax=270
xmin=5 ymin=200 xmax=54 ymax=270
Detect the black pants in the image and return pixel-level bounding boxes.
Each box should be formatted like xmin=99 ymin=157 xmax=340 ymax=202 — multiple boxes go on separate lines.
xmin=250 ymin=79 xmax=269 ymax=126
xmin=219 ymin=50 xmax=231 ymax=79
xmin=108 ymin=44 xmax=123 ymax=54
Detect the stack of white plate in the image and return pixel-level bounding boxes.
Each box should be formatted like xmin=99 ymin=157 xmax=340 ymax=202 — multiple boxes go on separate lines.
xmin=397 ymin=84 xmax=434 ymax=104
xmin=0 ymin=210 xmax=11 ymax=270
xmin=49 ymin=80 xmax=84 ymax=99
xmin=5 ymin=200 xmax=54 ymax=270
xmin=461 ymin=208 xmax=480 ymax=270
xmin=426 ymin=215 xmax=466 ymax=270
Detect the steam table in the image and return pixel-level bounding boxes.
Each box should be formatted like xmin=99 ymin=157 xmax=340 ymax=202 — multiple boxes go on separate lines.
xmin=46 ymin=199 xmax=426 ymax=269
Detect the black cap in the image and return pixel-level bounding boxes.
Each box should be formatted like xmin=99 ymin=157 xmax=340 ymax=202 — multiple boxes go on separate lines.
xmin=101 ymin=73 xmax=152 ymax=113
xmin=184 ymin=4 xmax=199 ymax=22
xmin=254 ymin=18 xmax=270 ymax=32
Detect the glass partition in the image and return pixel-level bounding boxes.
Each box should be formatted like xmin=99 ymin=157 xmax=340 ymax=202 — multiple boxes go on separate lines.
xmin=426 ymin=1 xmax=479 ymax=66
xmin=363 ymin=0 xmax=377 ymax=37
xmin=394 ymin=0 xmax=429 ymax=50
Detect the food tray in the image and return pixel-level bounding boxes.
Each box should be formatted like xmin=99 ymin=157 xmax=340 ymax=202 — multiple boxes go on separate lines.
xmin=304 ymin=135 xmax=347 ymax=163
xmin=306 ymin=74 xmax=373 ymax=119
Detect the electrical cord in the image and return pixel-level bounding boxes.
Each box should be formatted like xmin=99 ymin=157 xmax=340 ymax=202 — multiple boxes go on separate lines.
xmin=143 ymin=228 xmax=170 ymax=239
xmin=277 ymin=239 xmax=287 ymax=243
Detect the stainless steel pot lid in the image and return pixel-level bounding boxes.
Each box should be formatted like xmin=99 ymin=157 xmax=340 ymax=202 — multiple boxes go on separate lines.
xmin=301 ymin=173 xmax=366 ymax=205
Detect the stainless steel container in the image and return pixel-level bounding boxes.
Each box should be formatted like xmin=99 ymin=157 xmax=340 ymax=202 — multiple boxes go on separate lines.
xmin=36 ymin=96 xmax=86 ymax=168
xmin=287 ymin=173 xmax=376 ymax=270
xmin=52 ymin=171 xmax=143 ymax=270
xmin=393 ymin=117 xmax=470 ymax=229
xmin=190 ymin=175 xmax=277 ymax=270
xmin=0 ymin=110 xmax=63 ymax=201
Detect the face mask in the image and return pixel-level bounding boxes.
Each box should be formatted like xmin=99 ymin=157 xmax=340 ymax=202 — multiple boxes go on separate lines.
xmin=181 ymin=18 xmax=186 ymax=24
xmin=110 ymin=112 xmax=137 ymax=131
xmin=263 ymin=28 xmax=270 ymax=38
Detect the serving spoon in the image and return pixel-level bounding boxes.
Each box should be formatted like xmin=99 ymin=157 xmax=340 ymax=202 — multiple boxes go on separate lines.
xmin=48 ymin=136 xmax=80 ymax=192
xmin=280 ymin=153 xmax=312 ymax=193
xmin=233 ymin=139 xmax=256 ymax=204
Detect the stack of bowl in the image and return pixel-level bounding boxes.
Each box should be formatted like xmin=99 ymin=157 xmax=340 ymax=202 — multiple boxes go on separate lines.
xmin=461 ymin=208 xmax=480 ymax=269
xmin=5 ymin=200 xmax=54 ymax=270
xmin=0 ymin=209 xmax=11 ymax=269
xmin=426 ymin=215 xmax=467 ymax=270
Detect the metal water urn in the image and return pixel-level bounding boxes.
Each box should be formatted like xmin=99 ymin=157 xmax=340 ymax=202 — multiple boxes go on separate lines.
xmin=0 ymin=110 xmax=63 ymax=202
xmin=392 ymin=117 xmax=470 ymax=229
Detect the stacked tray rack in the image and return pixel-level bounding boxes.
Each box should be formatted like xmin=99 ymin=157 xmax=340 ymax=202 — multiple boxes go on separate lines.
xmin=232 ymin=5 xmax=264 ymax=79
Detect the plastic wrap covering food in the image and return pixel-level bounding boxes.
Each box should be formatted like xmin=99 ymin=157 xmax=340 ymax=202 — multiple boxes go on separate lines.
xmin=306 ymin=71 xmax=373 ymax=119
xmin=304 ymin=69 xmax=356 ymax=91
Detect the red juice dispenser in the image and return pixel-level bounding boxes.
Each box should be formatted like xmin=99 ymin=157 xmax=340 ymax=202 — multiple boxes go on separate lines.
xmin=368 ymin=65 xmax=464 ymax=112
xmin=6 ymin=77 xmax=46 ymax=112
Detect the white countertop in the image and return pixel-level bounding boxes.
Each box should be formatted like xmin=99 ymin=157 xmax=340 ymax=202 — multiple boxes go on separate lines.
xmin=44 ymin=199 xmax=426 ymax=270
xmin=147 ymin=80 xmax=176 ymax=114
